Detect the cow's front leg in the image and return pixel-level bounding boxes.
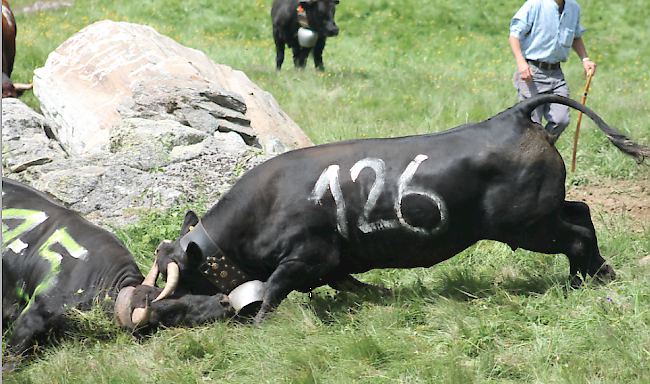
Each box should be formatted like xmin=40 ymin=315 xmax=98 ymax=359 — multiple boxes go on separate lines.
xmin=4 ymin=306 xmax=55 ymax=371
xmin=291 ymin=45 xmax=310 ymax=68
xmin=253 ymin=260 xmax=311 ymax=325
xmin=253 ymin=242 xmax=340 ymax=324
xmin=312 ymin=37 xmax=327 ymax=70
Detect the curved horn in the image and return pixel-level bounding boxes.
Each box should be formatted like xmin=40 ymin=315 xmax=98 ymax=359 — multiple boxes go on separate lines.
xmin=142 ymin=261 xmax=159 ymax=287
xmin=13 ymin=83 xmax=33 ymax=91
xmin=131 ymin=296 xmax=152 ymax=326
xmin=115 ymin=286 xmax=136 ymax=329
xmin=152 ymin=262 xmax=179 ymax=302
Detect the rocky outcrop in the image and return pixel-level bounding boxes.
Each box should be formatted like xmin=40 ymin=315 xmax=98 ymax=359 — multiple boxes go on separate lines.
xmin=116 ymin=77 xmax=257 ymax=145
xmin=4 ymin=21 xmax=315 ymax=227
xmin=5 ymin=104 xmax=272 ymax=227
xmin=1 ymin=98 xmax=67 ymax=172
xmin=33 ymin=20 xmax=312 ymax=155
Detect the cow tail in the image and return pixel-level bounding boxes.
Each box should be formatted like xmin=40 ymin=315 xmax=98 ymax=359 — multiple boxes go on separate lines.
xmin=517 ymin=94 xmax=650 ymax=165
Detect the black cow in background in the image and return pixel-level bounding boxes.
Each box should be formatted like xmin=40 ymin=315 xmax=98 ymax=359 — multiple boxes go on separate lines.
xmin=151 ymin=95 xmax=650 ymax=326
xmin=2 ymin=178 xmax=233 ymax=372
xmin=272 ymin=0 xmax=339 ymax=70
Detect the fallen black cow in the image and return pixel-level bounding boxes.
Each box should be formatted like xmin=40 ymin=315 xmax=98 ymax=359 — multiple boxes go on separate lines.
xmin=151 ymin=94 xmax=649 ymax=325
xmin=272 ymin=0 xmax=339 ymax=70
xmin=2 ymin=178 xmax=233 ymax=371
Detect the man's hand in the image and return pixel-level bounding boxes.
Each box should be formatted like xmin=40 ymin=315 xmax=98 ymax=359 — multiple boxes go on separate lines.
xmin=572 ymin=38 xmax=596 ymax=77
xmin=509 ymin=35 xmax=533 ymax=83
xmin=518 ymin=62 xmax=533 ymax=83
xmin=582 ymin=59 xmax=597 ymax=78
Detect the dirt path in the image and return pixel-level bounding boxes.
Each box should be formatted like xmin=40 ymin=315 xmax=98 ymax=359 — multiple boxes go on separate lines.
xmin=566 ymin=178 xmax=650 ymax=232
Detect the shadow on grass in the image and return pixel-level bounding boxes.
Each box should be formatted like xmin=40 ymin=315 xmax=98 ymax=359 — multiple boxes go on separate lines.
xmin=433 ymin=268 xmax=572 ymax=301
xmin=306 ymin=269 xmax=575 ymax=324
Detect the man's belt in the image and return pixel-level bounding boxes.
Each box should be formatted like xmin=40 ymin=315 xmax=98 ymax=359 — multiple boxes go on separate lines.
xmin=180 ymin=221 xmax=252 ymax=294
xmin=527 ymin=60 xmax=561 ymax=71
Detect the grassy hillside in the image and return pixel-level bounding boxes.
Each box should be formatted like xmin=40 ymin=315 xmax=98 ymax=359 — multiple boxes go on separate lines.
xmin=3 ymin=0 xmax=649 ymax=382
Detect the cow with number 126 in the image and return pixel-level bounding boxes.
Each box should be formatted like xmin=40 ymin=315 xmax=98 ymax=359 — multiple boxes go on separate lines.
xmin=150 ymin=95 xmax=649 ymax=325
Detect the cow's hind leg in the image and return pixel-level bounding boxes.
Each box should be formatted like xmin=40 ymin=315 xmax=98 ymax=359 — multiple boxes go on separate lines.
xmin=273 ymin=32 xmax=286 ymax=70
xmin=561 ymin=201 xmax=615 ymax=283
xmin=504 ymin=201 xmax=614 ymax=286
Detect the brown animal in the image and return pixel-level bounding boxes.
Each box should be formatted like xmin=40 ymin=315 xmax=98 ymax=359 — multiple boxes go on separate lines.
xmin=2 ymin=0 xmax=32 ymax=98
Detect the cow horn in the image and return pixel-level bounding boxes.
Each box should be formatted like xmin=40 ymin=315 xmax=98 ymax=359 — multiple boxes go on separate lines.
xmin=131 ymin=296 xmax=152 ymax=326
xmin=152 ymin=262 xmax=179 ymax=302
xmin=115 ymin=286 xmax=136 ymax=329
xmin=13 ymin=83 xmax=33 ymax=91
xmin=142 ymin=260 xmax=159 ymax=287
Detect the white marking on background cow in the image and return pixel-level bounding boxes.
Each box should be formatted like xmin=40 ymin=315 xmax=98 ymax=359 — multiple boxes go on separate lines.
xmin=309 ymin=165 xmax=349 ymax=238
xmin=8 ymin=239 xmax=28 ymax=254
xmin=350 ymin=158 xmax=400 ymax=233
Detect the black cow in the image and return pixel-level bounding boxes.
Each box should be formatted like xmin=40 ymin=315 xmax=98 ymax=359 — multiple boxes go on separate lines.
xmin=151 ymin=95 xmax=649 ymax=325
xmin=272 ymin=0 xmax=339 ymax=70
xmin=2 ymin=178 xmax=233 ymax=371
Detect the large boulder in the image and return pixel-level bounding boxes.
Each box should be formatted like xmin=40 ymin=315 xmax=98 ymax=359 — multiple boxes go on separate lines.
xmin=116 ymin=77 xmax=258 ymax=145
xmin=33 ymin=20 xmax=312 ymax=155
xmin=1 ymin=98 xmax=67 ymax=172
xmin=8 ymin=115 xmax=271 ymax=227
xmin=109 ymin=118 xmax=209 ymax=171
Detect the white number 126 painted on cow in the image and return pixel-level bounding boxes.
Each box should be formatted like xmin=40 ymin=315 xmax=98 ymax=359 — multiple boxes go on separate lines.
xmin=309 ymin=154 xmax=449 ymax=239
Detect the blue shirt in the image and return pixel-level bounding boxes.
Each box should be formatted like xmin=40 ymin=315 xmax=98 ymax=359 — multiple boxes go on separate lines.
xmin=510 ymin=0 xmax=585 ymax=64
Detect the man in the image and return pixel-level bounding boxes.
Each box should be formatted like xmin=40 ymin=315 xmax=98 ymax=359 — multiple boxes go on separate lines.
xmin=509 ymin=0 xmax=597 ymax=136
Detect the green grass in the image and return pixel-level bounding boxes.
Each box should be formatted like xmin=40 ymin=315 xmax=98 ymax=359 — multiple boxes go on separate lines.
xmin=3 ymin=0 xmax=650 ymax=382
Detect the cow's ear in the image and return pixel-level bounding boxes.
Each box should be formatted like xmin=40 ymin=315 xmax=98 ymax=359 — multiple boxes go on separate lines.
xmin=180 ymin=211 xmax=200 ymax=237
xmin=186 ymin=241 xmax=204 ymax=268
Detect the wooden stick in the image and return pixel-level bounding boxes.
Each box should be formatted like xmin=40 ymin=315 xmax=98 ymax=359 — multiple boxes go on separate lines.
xmin=571 ymin=69 xmax=594 ymax=172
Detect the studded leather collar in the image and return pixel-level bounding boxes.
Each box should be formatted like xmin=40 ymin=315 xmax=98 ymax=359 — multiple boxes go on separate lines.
xmin=180 ymin=221 xmax=252 ymax=294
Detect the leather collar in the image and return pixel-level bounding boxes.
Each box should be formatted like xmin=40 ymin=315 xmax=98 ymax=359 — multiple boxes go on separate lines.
xmin=180 ymin=221 xmax=252 ymax=294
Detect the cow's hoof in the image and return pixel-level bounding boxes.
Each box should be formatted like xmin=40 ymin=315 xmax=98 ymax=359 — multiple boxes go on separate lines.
xmin=569 ymin=274 xmax=584 ymax=289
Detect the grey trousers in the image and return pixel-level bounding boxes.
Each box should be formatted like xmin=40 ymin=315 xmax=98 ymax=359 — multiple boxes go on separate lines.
xmin=513 ymin=65 xmax=571 ymax=136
